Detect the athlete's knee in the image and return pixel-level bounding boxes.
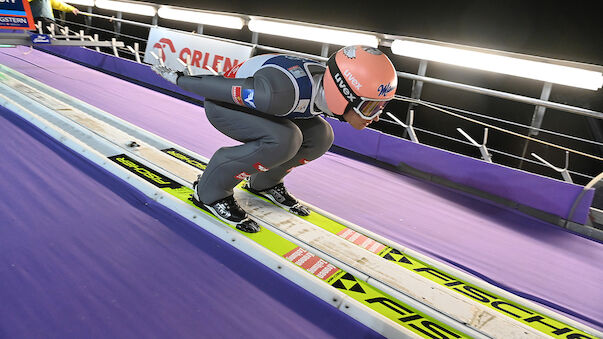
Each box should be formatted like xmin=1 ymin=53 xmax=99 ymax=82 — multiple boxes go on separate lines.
xmin=307 ymin=119 xmax=334 ymax=153
xmin=320 ymin=122 xmax=335 ymax=150
xmin=267 ymin=126 xmax=303 ymax=161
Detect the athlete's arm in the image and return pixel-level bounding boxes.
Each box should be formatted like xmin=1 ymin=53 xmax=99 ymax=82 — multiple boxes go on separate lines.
xmin=177 ymin=67 xmax=296 ymax=115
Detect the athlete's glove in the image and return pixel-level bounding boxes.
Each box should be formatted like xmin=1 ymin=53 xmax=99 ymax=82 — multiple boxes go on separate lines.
xmin=151 ymin=65 xmax=182 ymax=85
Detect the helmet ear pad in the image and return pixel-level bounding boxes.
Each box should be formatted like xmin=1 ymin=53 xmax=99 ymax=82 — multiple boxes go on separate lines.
xmin=323 ymin=71 xmax=349 ymax=116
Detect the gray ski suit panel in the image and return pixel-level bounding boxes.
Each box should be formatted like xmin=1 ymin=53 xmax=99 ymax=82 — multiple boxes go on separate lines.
xmin=177 ymin=67 xmax=296 ymax=116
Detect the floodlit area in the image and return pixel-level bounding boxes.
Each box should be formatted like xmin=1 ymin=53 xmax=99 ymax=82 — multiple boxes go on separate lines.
xmin=0 ymin=1 xmax=602 ymax=338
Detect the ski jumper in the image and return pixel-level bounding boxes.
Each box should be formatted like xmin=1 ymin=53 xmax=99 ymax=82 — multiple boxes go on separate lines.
xmin=177 ymin=54 xmax=335 ymax=204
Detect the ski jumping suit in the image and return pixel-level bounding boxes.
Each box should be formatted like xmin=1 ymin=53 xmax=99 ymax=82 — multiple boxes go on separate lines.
xmin=176 ymin=54 xmax=335 ymax=204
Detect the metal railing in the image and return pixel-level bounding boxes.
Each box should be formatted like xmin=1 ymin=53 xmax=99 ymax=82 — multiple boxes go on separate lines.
xmin=47 ymin=3 xmax=601 ymax=186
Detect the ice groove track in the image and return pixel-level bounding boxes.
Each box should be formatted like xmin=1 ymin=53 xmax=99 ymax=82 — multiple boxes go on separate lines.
xmin=0 ymin=65 xmax=476 ymax=339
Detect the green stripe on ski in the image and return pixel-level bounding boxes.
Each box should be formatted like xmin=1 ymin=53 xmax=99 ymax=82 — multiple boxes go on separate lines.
xmin=305 ymin=212 xmax=593 ymax=338
xmin=296 ymin=202 xmax=594 ymax=338
xmin=163 ymin=148 xmax=595 ymax=339
xmin=110 ymin=154 xmax=469 ymax=338
xmin=237 ymin=173 xmax=593 ymax=338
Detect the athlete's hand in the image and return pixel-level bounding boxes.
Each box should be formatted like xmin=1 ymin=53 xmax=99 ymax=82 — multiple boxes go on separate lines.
xmin=151 ymin=65 xmax=180 ymax=85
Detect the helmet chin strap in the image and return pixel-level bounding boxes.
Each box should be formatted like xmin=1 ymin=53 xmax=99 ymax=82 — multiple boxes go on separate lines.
xmin=314 ymin=74 xmax=347 ymax=122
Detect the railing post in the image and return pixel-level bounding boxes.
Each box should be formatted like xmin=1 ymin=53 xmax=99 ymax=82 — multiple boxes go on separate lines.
xmin=531 ymin=151 xmax=572 ymax=183
xmin=85 ymin=6 xmax=93 ymax=34
xmin=519 ymin=82 xmax=553 ymax=168
xmin=114 ymin=11 xmax=122 ymax=36
xmin=387 ymin=111 xmax=419 ymax=143
xmin=457 ymin=127 xmax=492 ymax=163
xmin=321 ymin=43 xmax=329 ymax=58
xmin=530 ymin=82 xmax=553 ymax=137
xmin=47 ymin=23 xmax=56 ymax=35
xmin=404 ymin=60 xmax=428 ymax=138
xmin=61 ymin=27 xmax=70 ymax=40
xmin=177 ymin=54 xmax=193 ymax=75
xmin=127 ymin=43 xmax=141 ymax=63
xmin=93 ymin=34 xmax=100 ymax=52
xmin=111 ymin=38 xmax=119 ymax=57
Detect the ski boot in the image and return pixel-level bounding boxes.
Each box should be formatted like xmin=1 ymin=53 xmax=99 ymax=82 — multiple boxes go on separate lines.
xmin=190 ymin=178 xmax=260 ymax=233
xmin=243 ymin=182 xmax=310 ymax=216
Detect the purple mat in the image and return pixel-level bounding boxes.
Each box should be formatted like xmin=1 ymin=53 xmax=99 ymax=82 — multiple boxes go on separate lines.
xmin=0 ymin=105 xmax=381 ymax=338
xmin=1 ymin=46 xmax=601 ymax=332
xmin=329 ymin=119 xmax=593 ymax=224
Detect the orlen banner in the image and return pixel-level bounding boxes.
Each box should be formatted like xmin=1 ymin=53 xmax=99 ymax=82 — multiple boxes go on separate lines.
xmin=144 ymin=27 xmax=253 ymax=75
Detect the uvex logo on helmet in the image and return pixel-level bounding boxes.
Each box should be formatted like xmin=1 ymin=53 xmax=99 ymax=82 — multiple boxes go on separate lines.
xmin=334 ymin=72 xmax=356 ymax=102
xmin=153 ymin=38 xmax=176 ymax=63
xmin=343 ymin=69 xmax=362 ymax=90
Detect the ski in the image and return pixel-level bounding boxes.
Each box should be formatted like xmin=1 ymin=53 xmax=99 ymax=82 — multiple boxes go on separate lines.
xmin=163 ymin=145 xmax=598 ymax=339
xmin=109 ymin=154 xmax=469 ymax=339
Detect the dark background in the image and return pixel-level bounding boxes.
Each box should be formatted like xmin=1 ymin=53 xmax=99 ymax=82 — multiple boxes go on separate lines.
xmin=70 ymin=0 xmax=603 ymax=184
xmin=147 ymin=0 xmax=603 ymax=65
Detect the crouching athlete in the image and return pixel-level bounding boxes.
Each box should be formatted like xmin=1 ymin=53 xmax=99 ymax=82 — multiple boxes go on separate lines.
xmin=152 ymin=45 xmax=398 ymax=233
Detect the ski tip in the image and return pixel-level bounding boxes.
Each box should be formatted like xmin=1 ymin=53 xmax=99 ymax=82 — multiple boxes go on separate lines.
xmin=237 ymin=219 xmax=261 ymax=233
xmin=290 ymin=204 xmax=311 ymax=217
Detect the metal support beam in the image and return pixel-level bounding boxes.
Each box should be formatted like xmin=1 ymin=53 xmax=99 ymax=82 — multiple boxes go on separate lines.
xmin=529 ymin=82 xmax=553 ymax=136
xmin=531 ymin=151 xmax=572 ymax=183
xmin=397 ymin=71 xmax=602 ymax=119
xmin=127 ymin=43 xmax=141 ymax=63
xmin=586 ymin=117 xmax=603 ymax=156
xmin=93 ymin=34 xmax=100 ymax=52
xmin=404 ymin=60 xmax=427 ymax=138
xmin=457 ymin=127 xmax=492 ymax=162
xmin=387 ymin=111 xmax=419 ymax=143
xmin=85 ymin=6 xmax=92 ymax=33
xmin=113 ymin=12 xmax=122 ymax=36
xmin=111 ymin=38 xmax=119 ymax=57
xmin=519 ymin=82 xmax=553 ymax=168
xmin=321 ymin=43 xmax=329 ymax=58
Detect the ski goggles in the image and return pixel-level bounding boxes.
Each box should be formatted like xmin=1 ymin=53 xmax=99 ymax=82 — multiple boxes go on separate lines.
xmin=351 ymin=97 xmax=389 ymax=120
xmin=327 ymin=56 xmax=392 ymax=120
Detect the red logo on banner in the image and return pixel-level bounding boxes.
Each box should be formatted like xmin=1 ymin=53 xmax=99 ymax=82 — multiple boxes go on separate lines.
xmin=152 ymin=38 xmax=176 ymax=63
xmin=284 ymin=247 xmax=340 ymax=281
xmin=234 ymin=171 xmax=250 ymax=180
xmin=231 ymin=86 xmax=244 ymax=106
xmin=299 ymin=158 xmax=310 ymax=165
xmin=253 ymin=162 xmax=269 ymax=172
